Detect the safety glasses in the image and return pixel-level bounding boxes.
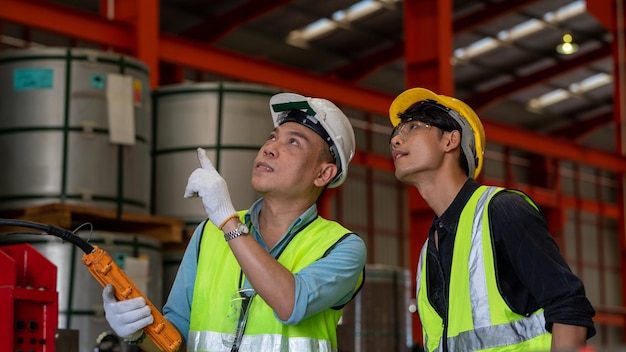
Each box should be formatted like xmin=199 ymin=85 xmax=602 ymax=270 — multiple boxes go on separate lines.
xmin=223 ymin=288 xmax=256 ymax=351
xmin=390 ymin=118 xmax=433 ymax=140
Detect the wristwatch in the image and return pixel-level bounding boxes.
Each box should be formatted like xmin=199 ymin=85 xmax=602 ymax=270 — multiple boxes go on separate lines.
xmin=123 ymin=331 xmax=146 ymax=345
xmin=224 ymin=222 xmax=250 ymax=241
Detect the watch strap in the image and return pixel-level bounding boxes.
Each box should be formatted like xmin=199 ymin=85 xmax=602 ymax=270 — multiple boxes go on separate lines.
xmin=123 ymin=331 xmax=146 ymax=345
xmin=224 ymin=223 xmax=249 ymax=241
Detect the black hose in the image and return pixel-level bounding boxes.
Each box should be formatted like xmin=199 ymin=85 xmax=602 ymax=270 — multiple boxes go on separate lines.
xmin=0 ymin=218 xmax=95 ymax=254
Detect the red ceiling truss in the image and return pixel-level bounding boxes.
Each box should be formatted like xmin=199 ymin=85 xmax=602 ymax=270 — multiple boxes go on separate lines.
xmin=0 ymin=0 xmax=624 ymax=175
xmin=179 ymin=0 xmax=293 ymax=43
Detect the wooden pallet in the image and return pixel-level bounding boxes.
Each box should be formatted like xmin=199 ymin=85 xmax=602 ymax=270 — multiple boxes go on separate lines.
xmin=0 ymin=203 xmax=184 ymax=243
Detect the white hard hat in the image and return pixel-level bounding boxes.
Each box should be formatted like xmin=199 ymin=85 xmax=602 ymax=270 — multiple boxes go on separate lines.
xmin=269 ymin=93 xmax=356 ymax=188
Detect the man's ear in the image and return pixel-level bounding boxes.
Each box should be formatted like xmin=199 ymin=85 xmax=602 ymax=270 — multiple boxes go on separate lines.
xmin=443 ymin=130 xmax=461 ymax=151
xmin=314 ymin=163 xmax=338 ymax=187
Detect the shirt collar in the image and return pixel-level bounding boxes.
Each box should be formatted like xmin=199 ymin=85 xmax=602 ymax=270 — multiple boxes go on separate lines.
xmin=436 ymin=178 xmax=481 ymax=232
xmin=245 ymin=198 xmax=319 ymax=249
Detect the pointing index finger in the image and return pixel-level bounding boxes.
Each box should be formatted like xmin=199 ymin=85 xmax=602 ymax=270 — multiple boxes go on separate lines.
xmin=197 ymin=147 xmax=215 ymax=171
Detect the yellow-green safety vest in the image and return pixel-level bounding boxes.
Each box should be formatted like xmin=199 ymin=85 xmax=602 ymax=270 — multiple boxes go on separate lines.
xmin=188 ymin=212 xmax=364 ymax=352
xmin=417 ymin=186 xmax=552 ymax=352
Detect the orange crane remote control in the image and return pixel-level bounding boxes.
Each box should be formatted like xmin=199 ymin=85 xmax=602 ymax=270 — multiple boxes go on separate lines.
xmin=82 ymin=245 xmax=183 ymax=352
xmin=0 ymin=219 xmax=183 ymax=352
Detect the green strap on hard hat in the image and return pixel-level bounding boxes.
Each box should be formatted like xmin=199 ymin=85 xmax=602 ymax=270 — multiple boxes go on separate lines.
xmin=271 ymin=101 xmax=316 ymax=117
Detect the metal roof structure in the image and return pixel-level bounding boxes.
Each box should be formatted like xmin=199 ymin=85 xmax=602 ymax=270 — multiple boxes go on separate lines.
xmin=160 ymin=0 xmax=618 ymax=152
xmin=0 ymin=0 xmax=621 ymax=154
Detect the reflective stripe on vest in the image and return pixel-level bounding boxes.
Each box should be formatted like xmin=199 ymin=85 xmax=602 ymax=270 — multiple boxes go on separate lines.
xmin=449 ymin=313 xmax=547 ymax=351
xmin=187 ymin=331 xmax=334 ymax=352
xmin=418 ymin=186 xmax=551 ymax=352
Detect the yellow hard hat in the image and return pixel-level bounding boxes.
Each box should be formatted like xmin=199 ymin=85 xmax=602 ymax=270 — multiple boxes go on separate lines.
xmin=389 ymin=87 xmax=486 ymax=179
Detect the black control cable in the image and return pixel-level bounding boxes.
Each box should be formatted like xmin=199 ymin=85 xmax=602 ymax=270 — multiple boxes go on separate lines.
xmin=0 ymin=218 xmax=95 ymax=254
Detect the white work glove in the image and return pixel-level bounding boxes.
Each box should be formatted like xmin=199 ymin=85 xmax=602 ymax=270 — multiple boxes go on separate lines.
xmin=184 ymin=147 xmax=237 ymax=228
xmin=102 ymin=283 xmax=153 ymax=340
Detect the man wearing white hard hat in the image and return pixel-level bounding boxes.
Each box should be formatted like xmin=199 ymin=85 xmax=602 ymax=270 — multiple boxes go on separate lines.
xmin=102 ymin=92 xmax=366 ymax=351
xmin=388 ymin=87 xmax=595 ymax=351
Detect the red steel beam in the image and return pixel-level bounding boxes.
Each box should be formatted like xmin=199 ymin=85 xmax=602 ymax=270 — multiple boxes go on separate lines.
xmin=403 ymin=0 xmax=453 ymax=93
xmin=3 ymin=0 xmax=626 ymax=175
xmin=498 ymin=181 xmax=621 ymax=218
xmin=134 ymin=0 xmax=160 ymax=88
xmin=331 ymin=41 xmax=404 ymax=82
xmin=351 ymin=151 xmax=394 ymax=173
xmin=551 ymin=111 xmax=614 ymax=141
xmin=0 ymin=0 xmax=133 ymax=51
xmin=588 ymin=0 xmax=620 ymax=31
xmin=403 ymin=0 xmax=454 ymax=342
xmin=158 ymin=33 xmax=393 ymax=113
xmin=484 ymin=120 xmax=626 ymax=173
xmin=180 ymin=0 xmax=293 ymax=43
xmin=465 ymin=43 xmax=612 ymax=110
xmin=589 ymin=0 xmax=626 ymax=338
xmin=330 ymin=0 xmax=541 ymax=82
xmin=594 ymin=312 xmax=625 ymax=327
xmin=453 ymin=0 xmax=542 ymax=32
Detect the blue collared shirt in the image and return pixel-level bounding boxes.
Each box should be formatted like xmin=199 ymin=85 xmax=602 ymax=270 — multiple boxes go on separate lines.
xmin=163 ymin=198 xmax=366 ymax=340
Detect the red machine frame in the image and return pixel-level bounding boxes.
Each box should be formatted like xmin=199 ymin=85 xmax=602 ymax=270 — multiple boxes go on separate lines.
xmin=0 ymin=244 xmax=58 ymax=352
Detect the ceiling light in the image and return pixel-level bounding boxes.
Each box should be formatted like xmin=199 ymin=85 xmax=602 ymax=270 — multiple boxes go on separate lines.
xmin=527 ymin=73 xmax=612 ymax=110
xmin=556 ymin=33 xmax=579 ymax=55
xmin=287 ymin=0 xmax=400 ymax=44
xmin=453 ymin=0 xmax=585 ymax=63
xmin=529 ymin=89 xmax=571 ymax=110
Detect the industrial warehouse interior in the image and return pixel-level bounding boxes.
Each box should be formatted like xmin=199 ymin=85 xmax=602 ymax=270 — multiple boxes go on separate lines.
xmin=0 ymin=0 xmax=624 ymax=351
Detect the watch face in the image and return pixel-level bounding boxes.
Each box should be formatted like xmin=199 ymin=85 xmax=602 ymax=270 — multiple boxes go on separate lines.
xmin=238 ymin=223 xmax=250 ymax=234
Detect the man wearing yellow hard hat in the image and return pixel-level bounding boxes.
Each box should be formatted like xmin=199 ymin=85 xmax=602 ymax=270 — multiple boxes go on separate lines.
xmin=389 ymin=87 xmax=595 ymax=351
